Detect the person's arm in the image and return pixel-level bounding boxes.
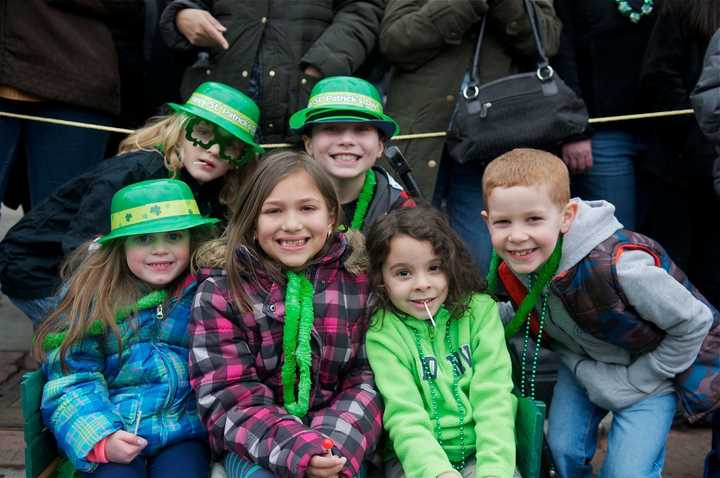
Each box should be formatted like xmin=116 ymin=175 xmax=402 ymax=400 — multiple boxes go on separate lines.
xmin=468 ymin=295 xmax=517 ymax=478
xmin=159 ymin=0 xmax=217 ymax=51
xmin=381 ymin=0 xmax=487 ymax=72
xmin=41 ymin=335 xmax=125 ymax=472
xmin=299 ymin=0 xmax=384 ymax=77
xmin=190 ymin=276 xmax=327 ymax=476
xmin=366 ymin=313 xmax=460 ymax=478
xmin=558 ymin=250 xmax=714 ymax=411
xmin=487 ymin=0 xmax=561 ymax=59
xmin=552 ymin=0 xmax=593 ymax=173
xmin=691 ymin=30 xmax=720 ymax=144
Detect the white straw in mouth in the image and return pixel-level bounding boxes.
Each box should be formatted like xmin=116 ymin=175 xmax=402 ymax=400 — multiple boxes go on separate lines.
xmin=423 ymin=301 xmax=436 ymax=327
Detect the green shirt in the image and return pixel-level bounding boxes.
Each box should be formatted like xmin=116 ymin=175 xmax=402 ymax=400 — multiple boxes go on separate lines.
xmin=366 ymin=294 xmax=516 ymax=478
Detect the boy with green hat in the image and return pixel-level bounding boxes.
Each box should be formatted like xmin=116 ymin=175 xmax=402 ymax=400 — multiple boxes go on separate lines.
xmin=35 ymin=178 xmax=218 ymax=477
xmin=290 ymin=76 xmax=415 ymax=234
xmin=0 ymin=81 xmax=260 ymax=326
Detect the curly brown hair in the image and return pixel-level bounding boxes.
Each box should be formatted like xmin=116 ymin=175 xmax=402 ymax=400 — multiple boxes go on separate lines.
xmin=365 ymin=205 xmax=486 ymax=322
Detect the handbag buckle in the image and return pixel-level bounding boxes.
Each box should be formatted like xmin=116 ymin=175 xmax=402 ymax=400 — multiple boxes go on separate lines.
xmin=462 ymin=84 xmax=480 ymax=100
xmin=536 ymin=65 xmax=554 ymax=82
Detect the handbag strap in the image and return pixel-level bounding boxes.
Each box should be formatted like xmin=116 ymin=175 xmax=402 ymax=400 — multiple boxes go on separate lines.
xmin=464 ymin=0 xmax=555 ymax=99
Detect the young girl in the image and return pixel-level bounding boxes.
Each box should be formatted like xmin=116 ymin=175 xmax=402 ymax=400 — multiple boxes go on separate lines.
xmin=0 ymin=81 xmax=263 ymax=325
xmin=365 ymin=206 xmax=517 ymax=478
xmin=290 ymin=76 xmax=415 ymax=234
xmin=190 ymin=151 xmax=382 ymax=478
xmin=34 ymin=178 xmax=220 ymax=477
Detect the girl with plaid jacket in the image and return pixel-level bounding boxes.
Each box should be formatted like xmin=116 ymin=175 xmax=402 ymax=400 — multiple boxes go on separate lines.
xmin=190 ymin=151 xmax=382 ymax=478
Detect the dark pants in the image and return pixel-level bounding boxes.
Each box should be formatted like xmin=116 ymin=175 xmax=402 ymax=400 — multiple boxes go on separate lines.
xmin=81 ymin=440 xmax=210 ymax=478
xmin=0 ymin=98 xmax=111 ymax=208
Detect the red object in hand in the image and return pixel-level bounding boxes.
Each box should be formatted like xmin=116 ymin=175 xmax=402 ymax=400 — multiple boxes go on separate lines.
xmin=322 ymin=438 xmax=334 ymax=456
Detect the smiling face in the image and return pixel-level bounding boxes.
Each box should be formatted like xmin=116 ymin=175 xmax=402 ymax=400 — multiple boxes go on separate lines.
xmin=125 ymin=230 xmax=191 ymax=287
xmin=483 ymin=185 xmax=577 ymax=275
xmin=256 ymin=170 xmax=335 ymax=270
xmin=303 ymin=123 xmax=384 ymax=184
xmin=382 ymin=235 xmax=449 ymax=319
xmin=179 ymin=122 xmax=234 ymax=183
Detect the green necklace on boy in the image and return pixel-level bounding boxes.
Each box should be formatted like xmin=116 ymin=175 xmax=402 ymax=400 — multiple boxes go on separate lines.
xmin=486 ymin=237 xmax=563 ymax=398
xmin=338 ymin=170 xmax=376 ymax=232
xmin=281 ymin=271 xmax=316 ymax=417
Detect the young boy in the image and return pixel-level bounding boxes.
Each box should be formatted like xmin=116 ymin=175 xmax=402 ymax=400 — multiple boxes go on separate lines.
xmin=481 ymin=148 xmax=719 ymax=478
xmin=289 ymin=76 xmax=415 ymax=234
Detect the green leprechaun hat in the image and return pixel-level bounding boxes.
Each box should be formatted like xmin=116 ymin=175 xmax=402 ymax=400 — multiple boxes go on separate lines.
xmin=289 ymin=76 xmax=399 ymax=138
xmin=168 ymin=82 xmax=264 ymax=155
xmin=97 ymin=179 xmax=220 ymax=244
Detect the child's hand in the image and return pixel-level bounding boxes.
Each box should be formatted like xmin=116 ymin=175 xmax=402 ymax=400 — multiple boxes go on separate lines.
xmin=437 ymin=473 xmax=461 ymax=478
xmin=307 ymin=454 xmax=347 ymax=478
xmin=105 ymin=430 xmax=147 ymax=464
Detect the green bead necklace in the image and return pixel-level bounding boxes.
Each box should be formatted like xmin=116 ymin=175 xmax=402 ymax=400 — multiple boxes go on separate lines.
xmin=280 ymin=271 xmax=316 ymax=417
xmin=411 ymin=310 xmax=467 ymax=471
xmin=349 ymin=170 xmax=377 ymax=231
xmin=519 ymin=274 xmax=549 ymax=400
xmin=615 ymin=0 xmax=654 ymax=23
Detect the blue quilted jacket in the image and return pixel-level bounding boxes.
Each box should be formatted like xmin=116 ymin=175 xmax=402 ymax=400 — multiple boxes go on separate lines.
xmin=41 ymin=275 xmax=206 ymax=472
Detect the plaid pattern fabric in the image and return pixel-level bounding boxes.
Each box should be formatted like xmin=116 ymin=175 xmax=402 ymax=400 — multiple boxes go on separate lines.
xmin=190 ymin=235 xmax=381 ymax=478
xmin=41 ymin=275 xmax=207 ymax=472
xmin=553 ymin=230 xmax=720 ymax=420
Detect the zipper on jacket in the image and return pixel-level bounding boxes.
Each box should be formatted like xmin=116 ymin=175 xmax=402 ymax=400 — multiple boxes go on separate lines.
xmin=156 ymin=304 xmax=164 ymax=320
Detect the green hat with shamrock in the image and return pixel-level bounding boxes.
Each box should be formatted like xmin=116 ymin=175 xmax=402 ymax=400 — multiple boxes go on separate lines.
xmin=168 ymin=81 xmax=265 ymax=155
xmin=97 ymin=179 xmax=219 ymax=244
xmin=289 ymin=76 xmax=399 ymax=138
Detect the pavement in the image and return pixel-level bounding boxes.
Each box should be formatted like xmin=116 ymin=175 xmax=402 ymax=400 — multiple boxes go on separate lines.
xmin=0 ymin=205 xmax=713 ymax=477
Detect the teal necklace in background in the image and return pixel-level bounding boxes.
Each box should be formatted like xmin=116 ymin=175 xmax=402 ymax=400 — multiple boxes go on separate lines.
xmin=615 ymin=0 xmax=653 ymax=23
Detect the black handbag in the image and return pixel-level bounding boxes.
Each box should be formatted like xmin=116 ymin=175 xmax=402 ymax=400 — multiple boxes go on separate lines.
xmin=446 ymin=0 xmax=588 ymax=165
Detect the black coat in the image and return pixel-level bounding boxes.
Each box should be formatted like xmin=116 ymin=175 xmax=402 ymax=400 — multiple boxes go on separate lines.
xmin=0 ymin=150 xmax=225 ymax=299
xmin=552 ymin=0 xmax=657 ymax=120
xmin=0 ymin=0 xmax=134 ymax=114
xmin=640 ymin=8 xmax=716 ymax=178
xmin=159 ymin=0 xmax=383 ymax=143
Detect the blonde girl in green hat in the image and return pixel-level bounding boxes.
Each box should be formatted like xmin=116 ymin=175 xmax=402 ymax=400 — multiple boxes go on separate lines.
xmin=34 ymin=178 xmax=219 ymax=478
xmin=290 ymin=76 xmax=415 ymax=235
xmin=0 ymin=81 xmax=263 ymax=326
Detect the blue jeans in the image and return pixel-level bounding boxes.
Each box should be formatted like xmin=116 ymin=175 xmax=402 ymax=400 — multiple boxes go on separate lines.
xmin=225 ymin=452 xmax=368 ymax=478
xmin=433 ymin=155 xmax=491 ymax=274
xmin=547 ymin=364 xmax=676 ymax=478
xmin=81 ymin=440 xmax=210 ymax=478
xmin=0 ymin=98 xmax=110 ymax=207
xmin=572 ymin=130 xmax=645 ymax=230
xmin=8 ymin=282 xmax=68 ymax=327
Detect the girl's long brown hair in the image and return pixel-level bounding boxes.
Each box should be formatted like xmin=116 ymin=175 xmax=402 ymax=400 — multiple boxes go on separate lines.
xmin=201 ymin=150 xmax=340 ymax=313
xmin=365 ymin=205 xmax=486 ymax=323
xmin=118 ymin=112 xmax=256 ymax=217
xmin=33 ymin=228 xmax=214 ymax=368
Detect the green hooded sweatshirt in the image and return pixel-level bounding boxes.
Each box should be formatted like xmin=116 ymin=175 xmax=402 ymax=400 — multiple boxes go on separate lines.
xmin=366 ymin=293 xmax=516 ymax=478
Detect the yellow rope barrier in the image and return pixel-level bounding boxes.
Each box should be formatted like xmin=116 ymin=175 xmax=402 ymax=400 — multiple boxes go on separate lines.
xmin=0 ymin=107 xmax=696 ymax=149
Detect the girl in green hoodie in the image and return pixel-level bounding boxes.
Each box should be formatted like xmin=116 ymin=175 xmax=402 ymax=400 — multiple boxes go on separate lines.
xmin=365 ymin=206 xmax=517 ymax=478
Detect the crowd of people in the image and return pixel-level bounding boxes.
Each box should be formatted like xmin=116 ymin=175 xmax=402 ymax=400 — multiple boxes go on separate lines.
xmin=1 ymin=0 xmax=720 ymax=477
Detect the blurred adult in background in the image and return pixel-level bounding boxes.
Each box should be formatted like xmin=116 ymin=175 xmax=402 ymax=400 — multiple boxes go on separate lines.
xmin=0 ymin=0 xmax=130 ymax=209
xmin=159 ymin=0 xmax=383 ymax=144
xmin=553 ymin=0 xmax=658 ymax=230
xmin=380 ymin=0 xmax=561 ymax=272
xmin=640 ymin=0 xmax=720 ymax=308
